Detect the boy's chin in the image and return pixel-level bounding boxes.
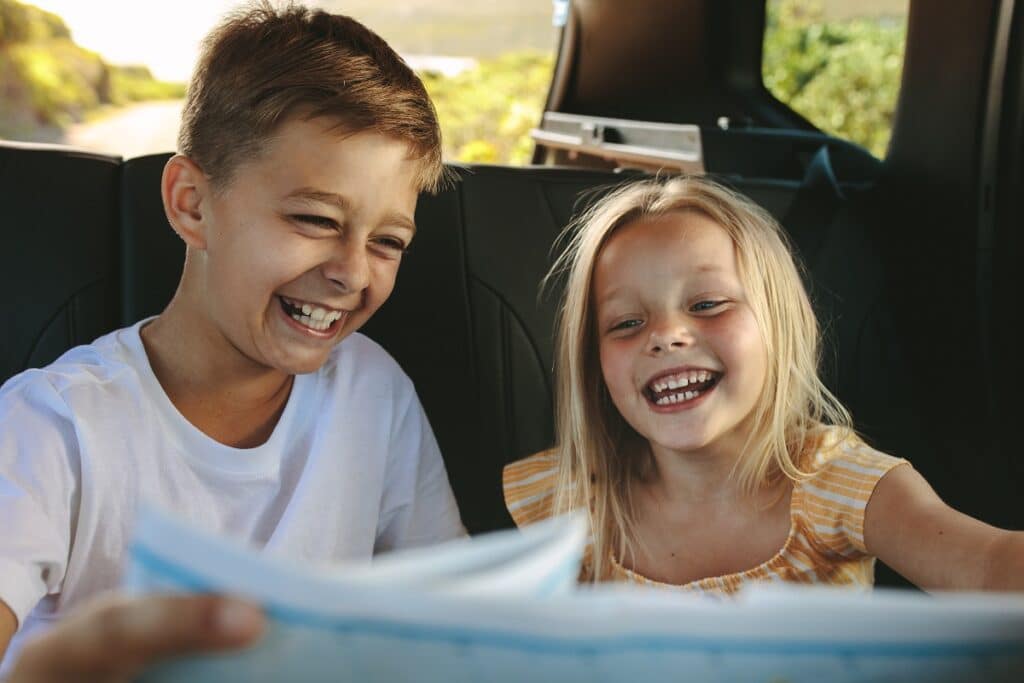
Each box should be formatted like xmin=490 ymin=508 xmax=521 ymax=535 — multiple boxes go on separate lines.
xmin=258 ymin=341 xmax=339 ymax=376
xmin=271 ymin=350 xmax=336 ymax=376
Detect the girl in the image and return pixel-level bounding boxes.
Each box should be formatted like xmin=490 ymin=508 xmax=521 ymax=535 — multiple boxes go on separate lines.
xmin=504 ymin=176 xmax=1024 ymax=593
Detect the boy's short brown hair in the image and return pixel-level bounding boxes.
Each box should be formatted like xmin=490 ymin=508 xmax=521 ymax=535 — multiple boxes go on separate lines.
xmin=178 ymin=1 xmax=444 ymax=193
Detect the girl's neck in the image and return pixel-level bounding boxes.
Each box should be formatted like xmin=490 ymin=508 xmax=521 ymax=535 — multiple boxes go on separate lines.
xmin=643 ymin=440 xmax=748 ymax=505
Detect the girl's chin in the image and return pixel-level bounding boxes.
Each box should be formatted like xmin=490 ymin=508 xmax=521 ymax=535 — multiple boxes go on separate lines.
xmin=640 ymin=427 xmax=720 ymax=455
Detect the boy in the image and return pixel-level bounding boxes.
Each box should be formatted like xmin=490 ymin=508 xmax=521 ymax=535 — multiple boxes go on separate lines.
xmin=0 ymin=1 xmax=464 ymax=672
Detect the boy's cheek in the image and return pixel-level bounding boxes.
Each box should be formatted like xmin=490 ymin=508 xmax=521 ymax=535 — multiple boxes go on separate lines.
xmin=369 ymin=262 xmax=402 ymax=298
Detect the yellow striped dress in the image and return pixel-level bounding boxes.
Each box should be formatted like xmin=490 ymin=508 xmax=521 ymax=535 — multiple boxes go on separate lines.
xmin=502 ymin=432 xmax=907 ymax=594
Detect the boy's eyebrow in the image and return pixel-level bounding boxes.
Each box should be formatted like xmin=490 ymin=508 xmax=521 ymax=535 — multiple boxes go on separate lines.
xmin=285 ymin=188 xmax=416 ymax=234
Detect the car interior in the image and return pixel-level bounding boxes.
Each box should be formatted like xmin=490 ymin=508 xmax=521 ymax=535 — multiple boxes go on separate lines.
xmin=2 ymin=0 xmax=1022 ymax=589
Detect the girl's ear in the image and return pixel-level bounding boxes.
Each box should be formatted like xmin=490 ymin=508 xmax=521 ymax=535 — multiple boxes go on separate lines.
xmin=161 ymin=154 xmax=211 ymax=250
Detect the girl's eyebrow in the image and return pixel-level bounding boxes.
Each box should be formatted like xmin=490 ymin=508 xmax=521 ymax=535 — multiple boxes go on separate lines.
xmin=595 ymin=286 xmax=629 ymax=308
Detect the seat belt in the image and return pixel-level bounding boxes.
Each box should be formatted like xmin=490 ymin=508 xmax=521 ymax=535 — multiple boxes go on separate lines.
xmin=782 ymin=145 xmax=845 ymax=267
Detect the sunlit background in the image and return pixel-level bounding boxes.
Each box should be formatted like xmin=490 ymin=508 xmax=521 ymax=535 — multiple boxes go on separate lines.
xmin=30 ymin=1 xmax=242 ymax=81
xmin=1 ymin=0 xmax=905 ymax=162
xmin=1 ymin=0 xmax=559 ymax=161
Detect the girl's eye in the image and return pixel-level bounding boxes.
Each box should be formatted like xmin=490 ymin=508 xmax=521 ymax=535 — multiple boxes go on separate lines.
xmin=610 ymin=319 xmax=642 ymax=332
xmin=691 ymin=300 xmax=726 ymax=312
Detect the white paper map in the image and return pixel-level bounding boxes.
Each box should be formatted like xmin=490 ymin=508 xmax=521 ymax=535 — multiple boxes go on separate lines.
xmin=125 ymin=506 xmax=1024 ymax=682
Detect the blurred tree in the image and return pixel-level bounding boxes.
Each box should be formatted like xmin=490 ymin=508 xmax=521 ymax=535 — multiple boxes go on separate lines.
xmin=422 ymin=50 xmax=553 ymax=165
xmin=763 ymin=0 xmax=906 ymax=158
xmin=0 ymin=0 xmax=184 ymax=140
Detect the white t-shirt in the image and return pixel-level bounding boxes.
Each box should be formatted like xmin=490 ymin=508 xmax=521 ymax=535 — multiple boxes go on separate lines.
xmin=0 ymin=320 xmax=464 ymax=669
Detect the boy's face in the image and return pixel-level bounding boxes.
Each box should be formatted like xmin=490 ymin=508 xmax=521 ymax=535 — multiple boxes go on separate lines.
xmin=196 ymin=117 xmax=420 ymax=375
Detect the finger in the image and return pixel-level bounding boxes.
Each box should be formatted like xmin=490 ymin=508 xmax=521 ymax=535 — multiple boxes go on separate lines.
xmin=10 ymin=593 xmax=265 ymax=681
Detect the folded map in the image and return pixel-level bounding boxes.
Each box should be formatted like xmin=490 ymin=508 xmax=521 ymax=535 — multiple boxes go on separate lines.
xmin=125 ymin=505 xmax=1024 ymax=682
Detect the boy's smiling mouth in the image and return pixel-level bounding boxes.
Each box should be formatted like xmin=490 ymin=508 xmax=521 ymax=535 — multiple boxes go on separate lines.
xmin=643 ymin=367 xmax=721 ymax=407
xmin=277 ymin=295 xmax=347 ymax=333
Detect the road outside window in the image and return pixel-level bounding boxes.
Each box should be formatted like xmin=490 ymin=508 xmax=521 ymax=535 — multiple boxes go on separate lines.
xmin=0 ymin=0 xmax=557 ymax=164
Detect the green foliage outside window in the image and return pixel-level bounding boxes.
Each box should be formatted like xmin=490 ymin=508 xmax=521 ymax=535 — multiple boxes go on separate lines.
xmin=2 ymin=0 xmax=904 ymax=164
xmin=763 ymin=0 xmax=906 ymax=158
xmin=420 ymin=51 xmax=554 ymax=165
xmin=428 ymin=0 xmax=906 ymax=166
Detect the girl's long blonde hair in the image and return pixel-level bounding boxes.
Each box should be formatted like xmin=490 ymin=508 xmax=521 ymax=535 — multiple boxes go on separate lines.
xmin=546 ymin=176 xmax=854 ymax=580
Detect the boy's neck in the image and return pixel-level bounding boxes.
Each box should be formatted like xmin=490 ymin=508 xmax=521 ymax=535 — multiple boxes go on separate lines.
xmin=139 ymin=304 xmax=294 ymax=449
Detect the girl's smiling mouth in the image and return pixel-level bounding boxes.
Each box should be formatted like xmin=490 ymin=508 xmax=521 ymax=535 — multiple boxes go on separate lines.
xmin=643 ymin=367 xmax=721 ymax=407
xmin=278 ymin=295 xmax=348 ymax=335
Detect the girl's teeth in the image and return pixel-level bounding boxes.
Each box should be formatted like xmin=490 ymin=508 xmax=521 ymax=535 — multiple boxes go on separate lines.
xmin=651 ymin=370 xmax=715 ymax=395
xmin=654 ymin=389 xmax=703 ymax=406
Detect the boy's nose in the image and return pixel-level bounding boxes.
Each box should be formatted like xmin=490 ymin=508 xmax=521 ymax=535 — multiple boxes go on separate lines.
xmin=323 ymin=241 xmax=370 ymax=293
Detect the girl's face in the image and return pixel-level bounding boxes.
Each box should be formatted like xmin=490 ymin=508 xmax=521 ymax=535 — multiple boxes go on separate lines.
xmin=593 ymin=211 xmax=768 ymax=461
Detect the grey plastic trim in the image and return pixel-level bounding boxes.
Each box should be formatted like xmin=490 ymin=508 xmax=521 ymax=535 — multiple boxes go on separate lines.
xmin=531 ymin=111 xmax=704 ymax=173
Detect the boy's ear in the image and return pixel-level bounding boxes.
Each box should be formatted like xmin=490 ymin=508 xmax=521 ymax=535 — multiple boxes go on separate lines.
xmin=161 ymin=155 xmax=212 ymax=250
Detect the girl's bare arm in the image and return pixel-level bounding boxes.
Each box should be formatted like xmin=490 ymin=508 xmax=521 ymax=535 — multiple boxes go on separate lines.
xmin=865 ymin=464 xmax=1024 ymax=590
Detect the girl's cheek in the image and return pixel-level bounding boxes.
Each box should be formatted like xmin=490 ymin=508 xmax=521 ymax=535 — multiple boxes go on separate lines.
xmin=598 ymin=342 xmax=625 ymax=384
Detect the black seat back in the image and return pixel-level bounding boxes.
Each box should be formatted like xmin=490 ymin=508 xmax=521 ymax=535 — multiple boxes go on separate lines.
xmin=2 ymin=146 xmax=925 ymax=585
xmin=120 ymin=154 xmax=182 ymax=324
xmin=0 ymin=143 xmax=121 ymax=383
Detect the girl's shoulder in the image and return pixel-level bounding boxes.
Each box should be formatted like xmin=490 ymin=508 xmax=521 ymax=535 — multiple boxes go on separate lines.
xmin=806 ymin=428 xmax=908 ymax=483
xmin=794 ymin=428 xmax=909 ymax=555
xmin=502 ymin=449 xmax=560 ymax=527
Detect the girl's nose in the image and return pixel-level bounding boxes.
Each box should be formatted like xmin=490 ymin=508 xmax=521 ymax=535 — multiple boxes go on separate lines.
xmin=646 ymin=320 xmax=694 ymax=354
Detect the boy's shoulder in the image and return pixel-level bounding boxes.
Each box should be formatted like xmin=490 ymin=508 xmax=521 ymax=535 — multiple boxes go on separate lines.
xmin=0 ymin=324 xmax=141 ymax=407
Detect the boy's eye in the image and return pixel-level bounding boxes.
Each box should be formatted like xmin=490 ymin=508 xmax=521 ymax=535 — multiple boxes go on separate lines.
xmin=293 ymin=214 xmax=338 ymax=230
xmin=372 ymin=236 xmax=408 ymax=253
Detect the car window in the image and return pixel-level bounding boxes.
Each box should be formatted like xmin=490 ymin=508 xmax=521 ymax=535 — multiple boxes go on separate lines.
xmin=0 ymin=0 xmax=557 ymax=163
xmin=762 ymin=0 xmax=909 ymax=158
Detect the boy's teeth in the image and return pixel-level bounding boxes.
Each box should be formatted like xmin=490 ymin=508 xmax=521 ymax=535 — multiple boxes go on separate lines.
xmin=282 ymin=296 xmax=344 ymax=331
xmin=283 ymin=297 xmax=343 ymax=325
xmin=290 ymin=313 xmax=338 ymax=331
